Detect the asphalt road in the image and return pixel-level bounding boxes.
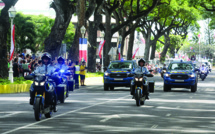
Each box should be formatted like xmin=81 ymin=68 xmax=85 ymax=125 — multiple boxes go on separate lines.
xmin=1 ymin=72 xmax=215 ymax=134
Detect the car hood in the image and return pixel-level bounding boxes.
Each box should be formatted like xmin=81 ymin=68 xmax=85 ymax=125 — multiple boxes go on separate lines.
xmin=168 ymin=70 xmax=192 ymax=74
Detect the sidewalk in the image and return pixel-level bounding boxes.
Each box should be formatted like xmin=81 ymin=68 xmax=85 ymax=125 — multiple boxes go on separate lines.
xmin=85 ymin=77 xmax=103 ymax=85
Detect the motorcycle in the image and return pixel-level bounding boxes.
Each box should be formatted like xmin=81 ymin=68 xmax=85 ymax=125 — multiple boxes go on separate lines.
xmin=200 ymin=70 xmax=207 ymax=81
xmin=130 ymin=72 xmax=154 ymax=106
xmin=160 ymin=68 xmax=167 ymax=78
xmin=54 ymin=69 xmax=71 ymax=103
xmin=25 ymin=74 xmax=56 ymax=121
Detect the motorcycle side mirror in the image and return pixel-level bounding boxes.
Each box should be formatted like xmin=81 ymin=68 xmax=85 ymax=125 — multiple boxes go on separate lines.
xmin=146 ymin=74 xmax=153 ymax=77
xmin=194 ymin=68 xmax=199 ymax=72
xmin=149 ymin=69 xmax=153 ymax=72
xmin=24 ymin=75 xmax=34 ymax=80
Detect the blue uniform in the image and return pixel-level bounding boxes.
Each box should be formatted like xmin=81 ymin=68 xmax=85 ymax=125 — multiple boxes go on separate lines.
xmin=135 ymin=66 xmax=149 ymax=74
xmin=33 ymin=64 xmax=56 ymax=75
xmin=55 ymin=64 xmax=69 ymax=72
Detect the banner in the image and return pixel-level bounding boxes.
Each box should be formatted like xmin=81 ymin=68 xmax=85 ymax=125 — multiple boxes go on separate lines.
xmin=132 ymin=47 xmax=139 ymax=59
xmin=118 ymin=44 xmax=121 ymax=60
xmin=98 ymin=40 xmax=105 ymax=59
xmin=10 ymin=25 xmax=15 ymax=61
xmin=79 ymin=38 xmax=87 ymax=63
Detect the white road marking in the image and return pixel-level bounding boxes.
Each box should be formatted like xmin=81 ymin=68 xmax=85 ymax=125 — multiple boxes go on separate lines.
xmin=100 ymin=114 xmax=120 ymax=122
xmin=2 ymin=95 xmax=130 ymax=134
xmin=151 ymin=125 xmax=158 ymax=129
xmin=166 ymin=113 xmax=171 ymax=117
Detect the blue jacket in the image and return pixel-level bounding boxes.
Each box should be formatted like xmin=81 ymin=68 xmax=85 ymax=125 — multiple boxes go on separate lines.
xmin=33 ymin=64 xmax=56 ymax=75
xmin=135 ymin=66 xmax=149 ymax=74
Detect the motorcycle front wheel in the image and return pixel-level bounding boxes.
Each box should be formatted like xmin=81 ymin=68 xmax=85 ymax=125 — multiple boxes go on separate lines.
xmin=135 ymin=89 xmax=141 ymax=106
xmin=34 ymin=98 xmax=42 ymax=121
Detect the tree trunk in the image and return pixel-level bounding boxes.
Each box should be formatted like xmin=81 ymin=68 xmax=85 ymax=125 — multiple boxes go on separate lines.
xmin=150 ymin=42 xmax=156 ymax=60
xmin=127 ymin=30 xmax=135 ymax=60
xmin=88 ymin=14 xmax=102 ymax=72
xmin=44 ymin=0 xmax=75 ymax=59
xmin=160 ymin=33 xmax=170 ymax=63
xmin=68 ymin=0 xmax=85 ymax=62
xmin=104 ymin=12 xmax=112 ymax=67
xmin=120 ymin=28 xmax=126 ymax=56
xmin=0 ymin=0 xmax=17 ymax=78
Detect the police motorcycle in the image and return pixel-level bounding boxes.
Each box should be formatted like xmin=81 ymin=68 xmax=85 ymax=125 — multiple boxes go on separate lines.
xmin=25 ymin=74 xmax=56 ymax=121
xmin=130 ymin=72 xmax=154 ymax=106
xmin=199 ymin=68 xmax=207 ymax=81
xmin=53 ymin=68 xmax=73 ymax=103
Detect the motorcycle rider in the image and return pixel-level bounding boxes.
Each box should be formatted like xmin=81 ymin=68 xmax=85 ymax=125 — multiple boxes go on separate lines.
xmin=29 ymin=52 xmax=57 ymax=112
xmin=131 ymin=58 xmax=149 ymax=99
xmin=55 ymin=56 xmax=70 ymax=97
xmin=55 ymin=56 xmax=69 ymax=71
xmin=199 ymin=64 xmax=208 ymax=76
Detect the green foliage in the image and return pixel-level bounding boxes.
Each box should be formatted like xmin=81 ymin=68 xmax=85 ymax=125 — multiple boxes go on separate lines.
xmin=86 ymin=72 xmax=104 ymax=78
xmin=62 ymin=22 xmax=75 ymax=52
xmin=169 ymin=35 xmax=183 ymax=49
xmin=0 ymin=77 xmax=32 ymax=85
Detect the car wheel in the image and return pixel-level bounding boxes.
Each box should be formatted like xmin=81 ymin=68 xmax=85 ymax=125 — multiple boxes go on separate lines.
xmin=191 ymin=83 xmax=197 ymax=92
xmin=104 ymin=84 xmax=109 ymax=91
xmin=110 ymin=86 xmax=114 ymax=90
xmin=163 ymin=83 xmax=171 ymax=92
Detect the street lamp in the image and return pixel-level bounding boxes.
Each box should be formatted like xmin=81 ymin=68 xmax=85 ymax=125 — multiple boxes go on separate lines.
xmin=8 ymin=6 xmax=16 ymax=83
xmin=100 ymin=31 xmax=105 ymax=72
xmin=80 ymin=25 xmax=86 ymax=38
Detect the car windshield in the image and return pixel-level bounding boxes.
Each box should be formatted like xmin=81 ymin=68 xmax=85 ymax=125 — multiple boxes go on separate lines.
xmin=108 ymin=62 xmax=133 ymax=69
xmin=168 ymin=63 xmax=193 ymax=71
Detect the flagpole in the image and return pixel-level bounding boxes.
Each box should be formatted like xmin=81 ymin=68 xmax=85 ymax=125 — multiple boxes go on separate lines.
xmin=102 ymin=48 xmax=104 ymax=72
xmin=9 ymin=18 xmax=14 ymax=83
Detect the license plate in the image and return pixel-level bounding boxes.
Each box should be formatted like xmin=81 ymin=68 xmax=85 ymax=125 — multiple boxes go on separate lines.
xmin=114 ymin=78 xmax=123 ymax=81
xmin=175 ymin=80 xmax=184 ymax=82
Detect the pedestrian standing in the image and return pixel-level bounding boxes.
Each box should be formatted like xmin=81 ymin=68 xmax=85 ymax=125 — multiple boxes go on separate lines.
xmin=13 ymin=58 xmax=19 ymax=77
xmin=80 ymin=61 xmax=86 ymax=86
xmin=74 ymin=61 xmax=80 ymax=89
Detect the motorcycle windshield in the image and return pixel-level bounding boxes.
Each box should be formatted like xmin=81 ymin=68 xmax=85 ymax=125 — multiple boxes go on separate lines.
xmin=35 ymin=76 xmax=46 ymax=82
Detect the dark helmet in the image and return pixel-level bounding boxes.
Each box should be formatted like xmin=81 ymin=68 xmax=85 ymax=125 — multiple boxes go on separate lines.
xmin=41 ymin=52 xmax=51 ymax=64
xmin=138 ymin=58 xmax=146 ymax=66
xmin=57 ymin=56 xmax=65 ymax=64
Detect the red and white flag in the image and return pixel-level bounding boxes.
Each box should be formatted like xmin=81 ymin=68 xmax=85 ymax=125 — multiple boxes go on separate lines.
xmin=79 ymin=38 xmax=87 ymax=63
xmin=132 ymin=47 xmax=139 ymax=59
xmin=198 ymin=34 xmax=201 ymax=45
xmin=118 ymin=44 xmax=121 ymax=60
xmin=140 ymin=38 xmax=145 ymax=44
xmin=10 ymin=25 xmax=15 ymax=61
xmin=98 ymin=40 xmax=105 ymax=59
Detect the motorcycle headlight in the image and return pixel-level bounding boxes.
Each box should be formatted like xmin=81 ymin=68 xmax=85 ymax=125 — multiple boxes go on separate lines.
xmin=35 ymin=82 xmax=39 ymax=86
xmin=40 ymin=82 xmax=45 ymax=86
xmin=60 ymin=70 xmax=64 ymax=73
xmin=135 ymin=78 xmax=139 ymax=81
xmin=165 ymin=73 xmax=170 ymax=77
xmin=139 ymin=78 xmax=143 ymax=81
xmin=189 ymin=74 xmax=195 ymax=77
xmin=104 ymin=72 xmax=109 ymax=76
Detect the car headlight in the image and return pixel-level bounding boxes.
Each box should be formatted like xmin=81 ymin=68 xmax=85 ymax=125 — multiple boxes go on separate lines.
xmin=189 ymin=74 xmax=195 ymax=77
xmin=165 ymin=73 xmax=170 ymax=77
xmin=104 ymin=72 xmax=109 ymax=76
xmin=35 ymin=82 xmax=39 ymax=86
xmin=40 ymin=82 xmax=45 ymax=86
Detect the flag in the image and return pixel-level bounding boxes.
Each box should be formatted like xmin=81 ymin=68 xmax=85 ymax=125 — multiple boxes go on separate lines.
xmin=140 ymin=38 xmax=145 ymax=44
xmin=10 ymin=25 xmax=15 ymax=61
xmin=198 ymin=34 xmax=201 ymax=45
xmin=118 ymin=44 xmax=121 ymax=60
xmin=98 ymin=40 xmax=105 ymax=59
xmin=132 ymin=47 xmax=139 ymax=59
xmin=79 ymin=38 xmax=87 ymax=63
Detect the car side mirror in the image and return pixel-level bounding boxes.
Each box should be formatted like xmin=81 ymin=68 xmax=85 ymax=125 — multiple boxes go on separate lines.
xmin=103 ymin=67 xmax=107 ymax=72
xmin=146 ymin=74 xmax=153 ymax=77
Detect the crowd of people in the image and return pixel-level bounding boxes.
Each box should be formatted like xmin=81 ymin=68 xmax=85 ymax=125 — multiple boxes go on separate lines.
xmin=9 ymin=51 xmax=87 ymax=86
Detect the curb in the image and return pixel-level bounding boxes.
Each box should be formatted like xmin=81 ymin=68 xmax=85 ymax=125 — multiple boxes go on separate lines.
xmin=0 ymin=84 xmax=31 ymax=94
